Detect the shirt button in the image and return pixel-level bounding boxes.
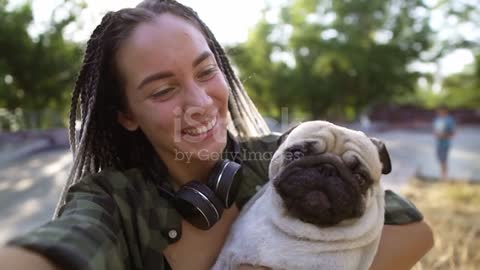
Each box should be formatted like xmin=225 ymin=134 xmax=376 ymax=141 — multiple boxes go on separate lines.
xmin=255 ymin=185 xmax=262 ymax=191
xmin=168 ymin=229 xmax=178 ymax=239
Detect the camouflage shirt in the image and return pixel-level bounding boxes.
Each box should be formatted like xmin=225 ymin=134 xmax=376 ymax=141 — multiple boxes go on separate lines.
xmin=7 ymin=134 xmax=423 ymax=270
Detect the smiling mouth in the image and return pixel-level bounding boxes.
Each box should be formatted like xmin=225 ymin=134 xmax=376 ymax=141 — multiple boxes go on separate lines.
xmin=181 ymin=116 xmax=217 ymax=136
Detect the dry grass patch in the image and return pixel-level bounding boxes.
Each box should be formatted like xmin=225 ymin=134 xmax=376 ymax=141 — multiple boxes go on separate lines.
xmin=402 ymin=179 xmax=480 ymax=270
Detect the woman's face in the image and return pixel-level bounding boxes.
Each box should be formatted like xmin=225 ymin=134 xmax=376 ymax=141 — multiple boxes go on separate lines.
xmin=116 ymin=13 xmax=229 ymax=163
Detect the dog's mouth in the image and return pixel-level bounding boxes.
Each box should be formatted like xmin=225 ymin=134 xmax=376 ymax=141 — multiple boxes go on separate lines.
xmin=272 ymin=153 xmax=373 ymax=227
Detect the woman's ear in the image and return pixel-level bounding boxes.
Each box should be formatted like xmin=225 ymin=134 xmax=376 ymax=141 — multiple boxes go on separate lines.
xmin=117 ymin=111 xmax=139 ymax=131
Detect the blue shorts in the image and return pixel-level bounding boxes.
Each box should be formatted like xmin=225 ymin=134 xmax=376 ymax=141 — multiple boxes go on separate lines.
xmin=436 ymin=140 xmax=451 ymax=162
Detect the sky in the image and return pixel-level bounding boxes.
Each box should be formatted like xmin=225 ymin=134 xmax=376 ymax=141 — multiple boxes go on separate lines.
xmin=10 ymin=0 xmax=477 ymax=77
xmin=25 ymin=0 xmax=267 ymax=45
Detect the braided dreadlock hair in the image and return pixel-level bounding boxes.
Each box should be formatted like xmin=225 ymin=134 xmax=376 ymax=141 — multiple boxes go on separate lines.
xmin=53 ymin=0 xmax=270 ymax=217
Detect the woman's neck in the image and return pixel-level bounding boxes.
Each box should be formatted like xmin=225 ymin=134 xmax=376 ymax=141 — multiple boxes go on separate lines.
xmin=155 ymin=145 xmax=227 ymax=190
xmin=168 ymin=158 xmax=218 ymax=189
xmin=155 ymin=136 xmax=231 ymax=190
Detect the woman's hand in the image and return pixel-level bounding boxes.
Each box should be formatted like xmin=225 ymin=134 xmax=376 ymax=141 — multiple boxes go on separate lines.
xmin=0 ymin=247 xmax=61 ymax=270
xmin=370 ymin=221 xmax=434 ymax=270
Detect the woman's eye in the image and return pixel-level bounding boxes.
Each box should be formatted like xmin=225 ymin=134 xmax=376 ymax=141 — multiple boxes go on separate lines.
xmin=150 ymin=87 xmax=175 ymax=99
xmin=198 ymin=67 xmax=217 ymax=81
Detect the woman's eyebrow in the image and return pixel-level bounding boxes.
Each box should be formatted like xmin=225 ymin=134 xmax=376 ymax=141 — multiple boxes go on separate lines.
xmin=137 ymin=71 xmax=174 ymax=90
xmin=192 ymin=51 xmax=212 ymax=67
xmin=137 ymin=51 xmax=213 ymax=90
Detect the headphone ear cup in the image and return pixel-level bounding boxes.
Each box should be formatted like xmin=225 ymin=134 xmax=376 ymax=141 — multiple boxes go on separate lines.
xmin=207 ymin=160 xmax=242 ymax=208
xmin=174 ymin=181 xmax=224 ymax=230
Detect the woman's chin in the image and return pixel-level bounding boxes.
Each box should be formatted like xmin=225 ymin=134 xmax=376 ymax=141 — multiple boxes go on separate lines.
xmin=175 ymin=119 xmax=228 ymax=163
xmin=175 ymin=140 xmax=226 ymax=164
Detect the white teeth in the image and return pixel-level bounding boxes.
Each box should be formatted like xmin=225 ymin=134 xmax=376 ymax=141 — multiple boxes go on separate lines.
xmin=183 ymin=117 xmax=217 ymax=136
xmin=206 ymin=120 xmax=214 ymax=130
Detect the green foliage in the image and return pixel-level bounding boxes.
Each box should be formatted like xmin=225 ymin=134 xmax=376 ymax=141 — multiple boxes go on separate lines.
xmin=228 ymin=0 xmax=479 ymax=120
xmin=441 ymin=54 xmax=480 ymax=108
xmin=398 ymin=54 xmax=480 ymax=109
xmin=0 ymin=0 xmax=83 ymax=130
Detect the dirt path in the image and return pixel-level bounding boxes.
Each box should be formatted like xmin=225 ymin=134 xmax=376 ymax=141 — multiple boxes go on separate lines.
xmin=0 ymin=148 xmax=71 ymax=244
xmin=372 ymin=126 xmax=480 ymax=192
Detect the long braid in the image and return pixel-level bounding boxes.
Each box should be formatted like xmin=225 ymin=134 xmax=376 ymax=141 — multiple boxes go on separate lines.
xmin=193 ymin=6 xmax=270 ymax=137
xmin=54 ymin=13 xmax=115 ymax=217
xmin=68 ymin=84 xmax=80 ymax=153
xmin=55 ymin=93 xmax=99 ymax=217
xmin=203 ymin=26 xmax=270 ymax=137
xmin=75 ymin=96 xmax=96 ymax=177
xmin=70 ymin=15 xmax=112 ymax=154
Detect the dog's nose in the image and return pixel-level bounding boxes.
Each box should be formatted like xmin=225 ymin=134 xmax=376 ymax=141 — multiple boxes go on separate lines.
xmin=318 ymin=164 xmax=338 ymax=177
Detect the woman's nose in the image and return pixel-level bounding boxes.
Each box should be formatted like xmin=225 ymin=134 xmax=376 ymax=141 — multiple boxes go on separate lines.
xmin=183 ymin=81 xmax=214 ymax=108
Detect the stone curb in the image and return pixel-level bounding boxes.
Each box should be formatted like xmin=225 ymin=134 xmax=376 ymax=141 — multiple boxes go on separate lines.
xmin=0 ymin=139 xmax=51 ymax=166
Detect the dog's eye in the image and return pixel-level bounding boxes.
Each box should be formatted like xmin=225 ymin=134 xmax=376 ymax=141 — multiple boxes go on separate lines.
xmin=287 ymin=146 xmax=306 ymax=161
xmin=354 ymin=173 xmax=366 ymax=187
xmin=292 ymin=150 xmax=304 ymax=160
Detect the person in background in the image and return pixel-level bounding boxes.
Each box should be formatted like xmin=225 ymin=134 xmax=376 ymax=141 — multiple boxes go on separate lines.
xmin=433 ymin=105 xmax=456 ymax=181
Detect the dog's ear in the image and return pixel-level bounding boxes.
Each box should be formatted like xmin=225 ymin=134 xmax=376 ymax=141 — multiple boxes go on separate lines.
xmin=277 ymin=122 xmax=302 ymax=147
xmin=370 ymin=137 xmax=392 ymax=174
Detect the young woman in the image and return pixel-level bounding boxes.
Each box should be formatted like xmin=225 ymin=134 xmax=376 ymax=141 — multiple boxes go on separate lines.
xmin=0 ymin=1 xmax=433 ymax=269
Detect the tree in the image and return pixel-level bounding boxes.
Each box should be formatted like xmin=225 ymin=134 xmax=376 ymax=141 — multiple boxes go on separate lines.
xmin=229 ymin=0 xmax=436 ymax=120
xmin=0 ymin=0 xmax=83 ymax=130
xmin=227 ymin=17 xmax=299 ymax=118
xmin=442 ymin=54 xmax=480 ymax=108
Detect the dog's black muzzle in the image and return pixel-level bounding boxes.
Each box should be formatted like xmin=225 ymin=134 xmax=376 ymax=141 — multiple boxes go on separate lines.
xmin=273 ymin=153 xmax=371 ymax=226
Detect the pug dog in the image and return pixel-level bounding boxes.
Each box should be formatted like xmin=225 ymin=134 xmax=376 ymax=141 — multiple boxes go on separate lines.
xmin=212 ymin=120 xmax=392 ymax=270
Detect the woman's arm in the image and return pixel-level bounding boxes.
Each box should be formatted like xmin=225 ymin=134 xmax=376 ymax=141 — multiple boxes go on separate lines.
xmin=370 ymin=221 xmax=434 ymax=270
xmin=0 ymin=247 xmax=61 ymax=270
xmin=3 ymin=170 xmax=139 ymax=270
xmin=233 ymin=222 xmax=433 ymax=270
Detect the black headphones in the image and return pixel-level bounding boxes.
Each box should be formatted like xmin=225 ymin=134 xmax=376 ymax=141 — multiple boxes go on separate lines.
xmin=156 ymin=133 xmax=242 ymax=230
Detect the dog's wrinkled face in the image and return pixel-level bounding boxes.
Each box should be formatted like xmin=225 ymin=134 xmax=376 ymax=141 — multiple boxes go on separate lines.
xmin=269 ymin=121 xmax=391 ymax=227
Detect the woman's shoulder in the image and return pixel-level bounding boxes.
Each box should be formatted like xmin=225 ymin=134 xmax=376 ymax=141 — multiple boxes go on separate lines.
xmin=72 ymin=167 xmax=178 ymax=221
xmin=238 ymin=133 xmax=281 ymax=153
xmin=64 ymin=167 xmax=182 ymax=266
xmin=65 ymin=167 xmax=160 ymax=209
xmin=234 ymin=133 xmax=281 ymax=210
xmin=75 ymin=167 xmax=144 ymax=192
xmin=237 ymin=133 xmax=281 ymax=172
